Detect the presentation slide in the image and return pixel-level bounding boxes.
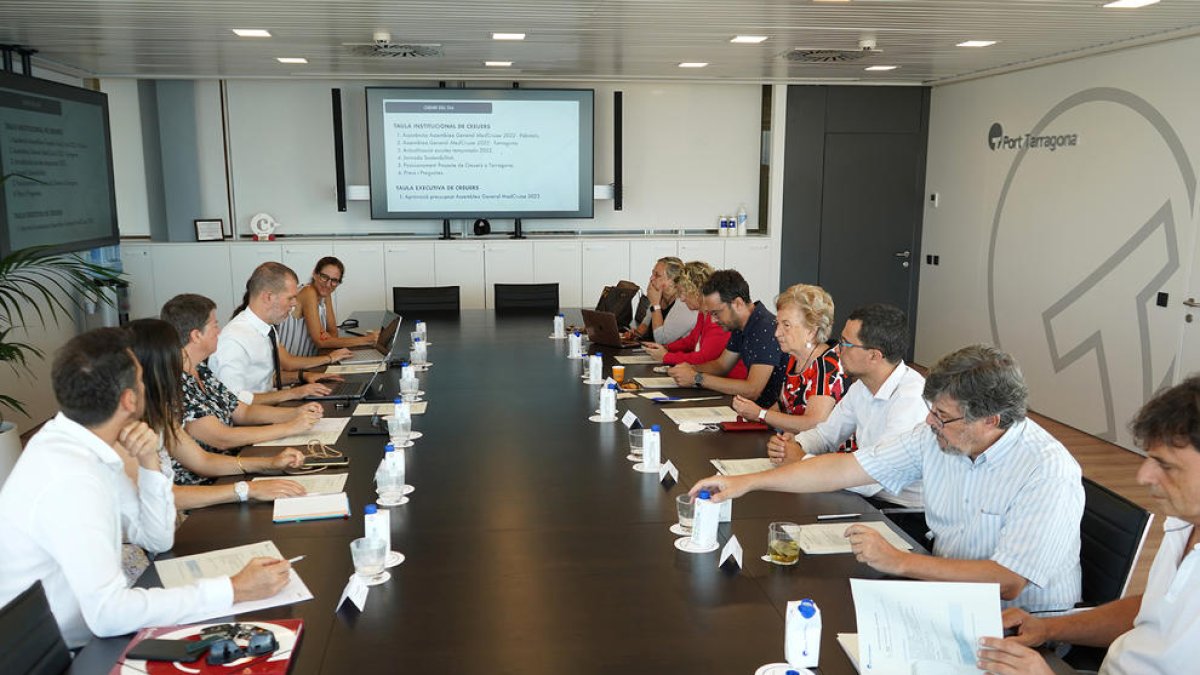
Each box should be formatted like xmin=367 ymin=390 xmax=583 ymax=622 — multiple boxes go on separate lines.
xmin=0 ymin=79 xmax=116 ymax=255
xmin=367 ymin=88 xmax=593 ymax=219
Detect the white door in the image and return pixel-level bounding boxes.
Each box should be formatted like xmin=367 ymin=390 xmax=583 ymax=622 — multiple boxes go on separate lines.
xmin=1178 ymin=236 xmax=1200 ymax=383
xmin=580 ymin=240 xmax=631 ymax=306
xmin=483 ymin=242 xmax=535 ymax=308
xmin=534 ymin=241 xmax=583 ymax=308
xmin=434 ymin=243 xmax=486 ymax=309
xmin=119 ymin=244 xmax=157 ymax=320
xmin=332 ymin=243 xmax=387 ymax=317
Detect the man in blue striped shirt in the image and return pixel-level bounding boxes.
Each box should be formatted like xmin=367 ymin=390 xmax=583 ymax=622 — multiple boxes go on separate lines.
xmin=693 ymin=344 xmax=1083 ymax=612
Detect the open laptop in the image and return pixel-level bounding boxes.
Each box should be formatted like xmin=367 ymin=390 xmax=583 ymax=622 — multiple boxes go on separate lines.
xmin=339 ymin=316 xmax=402 ymax=365
xmin=304 ymin=368 xmax=382 ymax=401
xmin=581 ymin=309 xmax=642 ymax=349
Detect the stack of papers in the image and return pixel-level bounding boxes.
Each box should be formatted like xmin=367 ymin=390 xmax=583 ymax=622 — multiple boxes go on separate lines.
xmin=352 ymin=401 xmax=428 ymax=416
xmin=154 ymin=541 xmax=314 ymax=621
xmin=711 ymin=458 xmax=775 ymax=476
xmin=783 ymin=521 xmax=913 ymax=555
xmin=661 ymin=406 xmax=738 ymax=425
xmin=634 ymin=376 xmax=680 ymax=389
xmin=272 ymin=492 xmax=351 ymax=523
xmin=254 ymin=472 xmax=348 ymax=495
xmin=253 ymin=417 xmax=350 ymax=447
xmin=615 ymin=354 xmax=659 ymax=365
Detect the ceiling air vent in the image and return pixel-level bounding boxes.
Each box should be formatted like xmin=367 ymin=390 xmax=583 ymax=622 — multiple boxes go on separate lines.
xmin=346 ymin=43 xmax=443 ymax=58
xmin=783 ymin=47 xmax=881 ymax=64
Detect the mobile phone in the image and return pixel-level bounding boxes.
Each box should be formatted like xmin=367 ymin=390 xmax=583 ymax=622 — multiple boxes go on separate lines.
xmin=126 ymin=638 xmax=204 ymax=662
xmin=304 ymin=455 xmax=350 ymax=467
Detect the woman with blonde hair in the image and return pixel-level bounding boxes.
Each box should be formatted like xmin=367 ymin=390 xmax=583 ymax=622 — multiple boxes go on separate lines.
xmin=642 ymin=261 xmax=748 ymax=379
xmin=731 ymin=284 xmax=848 ymax=435
xmin=624 ymin=256 xmax=697 ymax=345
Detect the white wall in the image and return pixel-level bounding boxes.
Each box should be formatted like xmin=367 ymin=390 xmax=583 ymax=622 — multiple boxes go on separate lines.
xmin=919 ymin=35 xmax=1200 ymax=451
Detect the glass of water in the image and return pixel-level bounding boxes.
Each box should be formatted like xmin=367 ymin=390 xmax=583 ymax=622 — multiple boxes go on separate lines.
xmin=350 ymin=537 xmax=387 ymax=582
xmin=628 ymin=428 xmax=645 ymax=458
xmin=675 ymin=494 xmax=694 ymax=533
xmin=400 ymin=376 xmax=419 ymax=401
xmin=386 ymin=414 xmax=411 ymax=444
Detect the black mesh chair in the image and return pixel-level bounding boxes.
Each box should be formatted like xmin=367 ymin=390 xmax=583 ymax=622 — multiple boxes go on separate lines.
xmin=0 ymin=581 xmax=71 ymax=675
xmin=392 ymin=286 xmax=461 ymax=314
xmin=1079 ymin=477 xmax=1153 ymax=606
xmin=494 ymin=283 xmax=559 ymax=312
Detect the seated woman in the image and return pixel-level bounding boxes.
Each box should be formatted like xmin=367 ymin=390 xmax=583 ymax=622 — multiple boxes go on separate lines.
xmin=127 ymin=318 xmax=308 ymax=506
xmin=275 ymin=256 xmax=378 ymax=357
xmin=624 ymin=256 xmax=697 ymax=345
xmin=730 ymin=284 xmax=850 ymax=441
xmin=160 ymin=293 xmax=325 ymax=485
xmin=642 ymin=261 xmax=748 ymax=379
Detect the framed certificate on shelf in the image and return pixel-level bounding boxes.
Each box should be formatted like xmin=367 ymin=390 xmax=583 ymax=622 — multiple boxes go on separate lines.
xmin=194 ymin=219 xmax=225 ymax=241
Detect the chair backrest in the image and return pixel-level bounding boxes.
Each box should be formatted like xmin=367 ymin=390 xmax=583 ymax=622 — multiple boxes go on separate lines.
xmin=1079 ymin=477 xmax=1153 ymax=606
xmin=0 ymin=581 xmax=71 ymax=675
xmin=494 ymin=283 xmax=559 ymax=312
xmin=392 ymin=286 xmax=461 ymax=314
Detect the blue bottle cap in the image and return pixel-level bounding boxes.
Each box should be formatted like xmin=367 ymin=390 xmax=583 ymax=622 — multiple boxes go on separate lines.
xmin=557 ymin=313 xmax=564 ymax=317
xmin=384 ymin=444 xmax=394 ymax=453
xmin=394 ymin=397 xmax=403 ymax=404
xmin=651 ymin=424 xmax=661 ymax=432
xmin=787 ymin=671 xmax=801 ymax=675
xmin=607 ymin=383 xmax=617 ymax=389
xmin=798 ymin=598 xmax=817 ymax=618
xmin=595 ymin=352 xmax=603 ymax=357
xmin=698 ymin=490 xmax=711 ymax=500
xmin=364 ymin=504 xmax=377 ymax=515
xmin=401 ymin=361 xmax=409 ymax=367
xmin=413 ymin=336 xmax=421 ymax=342
xmin=574 ymin=330 xmax=581 ymax=336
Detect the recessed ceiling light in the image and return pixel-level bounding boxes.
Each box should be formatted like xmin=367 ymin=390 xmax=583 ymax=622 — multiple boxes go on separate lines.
xmin=485 ymin=61 xmax=513 ymax=67
xmin=957 ymin=40 xmax=997 ymax=48
xmin=730 ymin=35 xmax=769 ymax=44
xmin=865 ymin=65 xmax=898 ymax=71
xmin=678 ymin=62 xmax=709 ymax=68
xmin=276 ymin=57 xmax=307 ymax=64
xmin=232 ymin=29 xmax=271 ymax=38
xmin=813 ymin=0 xmax=851 ymax=3
xmin=492 ymin=33 xmax=526 ymax=41
xmin=1103 ymin=0 xmax=1160 ymax=7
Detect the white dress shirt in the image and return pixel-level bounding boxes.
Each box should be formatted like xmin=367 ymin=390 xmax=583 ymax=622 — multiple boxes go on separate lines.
xmin=1102 ymin=518 xmax=1200 ymax=674
xmin=856 ymin=419 xmax=1084 ymax=612
xmin=210 ymin=307 xmax=276 ymax=404
xmin=0 ymin=414 xmax=234 ymax=648
xmin=793 ymin=361 xmax=927 ymax=507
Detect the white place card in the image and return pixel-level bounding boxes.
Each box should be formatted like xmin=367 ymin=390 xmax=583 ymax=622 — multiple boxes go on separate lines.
xmin=621 ymin=410 xmax=640 ymax=428
xmin=658 ymin=460 xmax=679 ymax=485
xmin=336 ymin=574 xmax=368 ymax=613
xmin=719 ymin=535 xmax=744 ymax=570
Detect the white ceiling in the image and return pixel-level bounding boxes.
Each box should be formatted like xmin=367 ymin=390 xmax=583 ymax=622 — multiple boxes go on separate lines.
xmin=2 ymin=0 xmax=1199 ymax=84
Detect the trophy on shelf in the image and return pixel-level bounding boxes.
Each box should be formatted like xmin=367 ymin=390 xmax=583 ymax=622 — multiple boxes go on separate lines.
xmin=249 ymin=212 xmax=279 ymax=241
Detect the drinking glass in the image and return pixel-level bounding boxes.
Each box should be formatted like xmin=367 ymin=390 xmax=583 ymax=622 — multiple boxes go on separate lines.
xmin=350 ymin=537 xmax=387 ymax=581
xmin=628 ymin=428 xmax=645 ymax=457
xmin=675 ymin=494 xmax=694 ymax=533
xmin=768 ymin=521 xmax=800 ymax=565
xmin=612 ymin=365 xmax=625 ymax=383
xmin=386 ymin=414 xmax=411 ymax=444
xmin=400 ymin=376 xmax=419 ymax=401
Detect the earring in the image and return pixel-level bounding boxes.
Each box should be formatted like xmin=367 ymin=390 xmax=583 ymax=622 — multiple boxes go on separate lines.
xmin=805 ymin=342 xmax=813 ymax=350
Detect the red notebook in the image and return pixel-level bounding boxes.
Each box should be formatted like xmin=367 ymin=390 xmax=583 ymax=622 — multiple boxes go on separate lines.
xmin=110 ymin=619 xmax=303 ymax=675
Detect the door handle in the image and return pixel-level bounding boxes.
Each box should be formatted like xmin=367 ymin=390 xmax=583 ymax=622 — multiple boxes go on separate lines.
xmin=894 ymin=250 xmax=911 ymax=259
xmin=1184 ymin=298 xmax=1200 ymax=308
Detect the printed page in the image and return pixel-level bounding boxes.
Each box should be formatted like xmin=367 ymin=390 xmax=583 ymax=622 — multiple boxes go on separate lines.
xmin=662 ymin=406 xmax=739 ymax=425
xmin=785 ymin=521 xmax=913 ymax=555
xmin=253 ymin=472 xmax=348 ymax=495
xmin=352 ymin=401 xmax=427 ymax=416
xmin=634 ymin=377 xmax=680 ymax=389
xmin=615 ymin=354 xmax=659 ymax=365
xmin=711 ymin=458 xmax=775 ymax=476
xmin=253 ymin=417 xmax=350 ymax=447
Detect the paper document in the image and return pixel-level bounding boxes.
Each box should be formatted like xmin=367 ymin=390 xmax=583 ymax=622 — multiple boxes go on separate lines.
xmin=154 ymin=540 xmax=314 ymax=621
xmin=615 ymin=354 xmax=659 ymax=365
xmin=785 ymin=521 xmax=913 ymax=555
xmin=272 ymin=492 xmax=351 ymax=523
xmin=634 ymin=377 xmax=680 ymax=389
xmin=850 ymin=579 xmax=1003 ymax=674
xmin=837 ymin=633 xmax=862 ymax=672
xmin=711 ymin=458 xmax=775 ymax=476
xmin=637 ymin=391 xmax=666 ymax=400
xmin=352 ymin=401 xmax=427 ymax=416
xmin=324 ymin=363 xmax=384 ymax=375
xmin=253 ymin=417 xmax=350 ymax=447
xmin=254 ymin=472 xmax=348 ymax=495
xmin=662 ymin=406 xmax=738 ymax=425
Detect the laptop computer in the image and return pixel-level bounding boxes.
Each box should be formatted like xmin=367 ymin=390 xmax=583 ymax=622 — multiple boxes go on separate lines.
xmin=304 ymin=368 xmax=382 ymax=401
xmin=581 ymin=309 xmax=642 ymax=349
xmin=339 ymin=316 xmax=402 ymax=365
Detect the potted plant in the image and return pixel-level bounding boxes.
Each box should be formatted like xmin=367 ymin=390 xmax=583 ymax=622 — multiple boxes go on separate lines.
xmin=1 ymin=172 xmax=122 ymax=482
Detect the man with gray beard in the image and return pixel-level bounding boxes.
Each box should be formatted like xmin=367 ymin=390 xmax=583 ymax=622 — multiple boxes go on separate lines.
xmin=692 ymin=344 xmax=1084 ymax=613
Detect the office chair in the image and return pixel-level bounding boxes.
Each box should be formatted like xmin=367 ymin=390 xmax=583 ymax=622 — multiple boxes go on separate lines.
xmin=392 ymin=286 xmax=461 ymax=314
xmin=0 ymin=581 xmax=71 ymax=675
xmin=493 ymin=283 xmax=559 ymax=312
xmin=1079 ymin=477 xmax=1153 ymax=606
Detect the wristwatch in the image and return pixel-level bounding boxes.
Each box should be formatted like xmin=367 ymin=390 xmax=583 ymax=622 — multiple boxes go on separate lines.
xmin=693 ymin=372 xmax=705 ymax=387
xmin=651 ymin=304 xmax=662 ymax=313
xmin=234 ymin=480 xmax=250 ymax=502
xmin=757 ymin=408 xmax=768 ymax=422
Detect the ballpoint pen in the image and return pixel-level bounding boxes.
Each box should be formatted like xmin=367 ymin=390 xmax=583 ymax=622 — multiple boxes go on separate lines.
xmin=816 ymin=513 xmax=862 ymax=521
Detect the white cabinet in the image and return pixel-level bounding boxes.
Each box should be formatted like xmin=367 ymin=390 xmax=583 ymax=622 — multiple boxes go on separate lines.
xmin=628 ymin=240 xmax=678 ymax=287
xmin=332 ymin=243 xmax=386 ymax=317
xmin=435 ymin=242 xmax=486 ymax=309
xmin=149 ymin=244 xmax=235 ymax=322
xmin=384 ymin=243 xmax=438 ymax=315
xmin=280 ymin=243 xmax=331 ymax=282
xmin=677 ymin=239 xmax=726 ymax=268
xmin=533 ymin=241 xmax=583 ymax=308
xmin=228 ymin=243 xmax=281 ymax=310
xmin=724 ymin=239 xmax=777 ymax=304
xmin=483 ymin=242 xmax=535 ymax=308
xmin=580 ymin=240 xmax=631 ymax=305
xmin=120 ymin=244 xmax=158 ymax=320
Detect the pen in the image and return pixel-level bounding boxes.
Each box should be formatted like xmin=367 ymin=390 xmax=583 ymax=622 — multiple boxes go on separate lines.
xmin=287 ymin=555 xmax=306 ymax=564
xmin=816 ymin=513 xmax=862 ymax=521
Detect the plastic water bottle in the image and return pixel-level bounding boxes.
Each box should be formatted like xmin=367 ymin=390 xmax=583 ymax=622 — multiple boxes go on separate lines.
xmin=400 ymin=360 xmax=414 ymax=380
xmin=786 ymin=598 xmax=822 ymax=668
xmin=643 ymin=424 xmax=661 ymax=469
xmin=718 ymin=215 xmax=730 ymax=237
xmin=553 ymin=313 xmax=565 ymax=338
xmin=690 ymin=489 xmax=719 ymax=548
xmin=364 ymin=504 xmax=391 ymax=551
xmin=386 ymin=443 xmax=405 ymax=481
xmin=736 ymin=205 xmax=748 ymax=236
xmin=415 ymin=319 xmax=426 ymax=338
xmin=588 ymin=353 xmax=603 ymax=382
xmin=599 ymin=382 xmax=617 ymax=419
xmin=411 ymin=336 xmax=427 ymax=365
xmin=568 ymin=331 xmax=583 ymax=358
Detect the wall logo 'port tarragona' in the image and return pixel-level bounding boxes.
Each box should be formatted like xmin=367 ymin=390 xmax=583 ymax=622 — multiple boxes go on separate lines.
xmin=987 ymin=122 xmax=1079 ymax=152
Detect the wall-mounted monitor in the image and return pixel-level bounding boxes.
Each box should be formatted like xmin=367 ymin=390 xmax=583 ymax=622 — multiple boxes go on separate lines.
xmin=0 ymin=71 xmax=118 ymax=256
xmin=366 ymin=87 xmax=594 ymax=220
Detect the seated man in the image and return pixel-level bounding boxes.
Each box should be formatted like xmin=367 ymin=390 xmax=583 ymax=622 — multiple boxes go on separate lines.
xmin=978 ymin=376 xmax=1200 ymax=675
xmin=668 ymin=269 xmax=788 ymax=408
xmin=0 ymin=328 xmax=291 ymax=648
xmin=211 ymin=261 xmax=352 ymax=404
xmin=770 ymin=303 xmax=926 ymax=508
xmin=692 ymin=344 xmax=1083 ymax=613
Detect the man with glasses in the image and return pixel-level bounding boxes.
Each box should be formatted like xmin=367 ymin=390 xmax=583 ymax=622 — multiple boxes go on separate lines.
xmin=667 ymin=269 xmax=787 ymax=408
xmin=692 ymin=344 xmax=1084 ymax=613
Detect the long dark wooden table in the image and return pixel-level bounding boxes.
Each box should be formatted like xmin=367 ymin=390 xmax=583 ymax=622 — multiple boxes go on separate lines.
xmin=71 ymin=310 xmax=916 ymax=675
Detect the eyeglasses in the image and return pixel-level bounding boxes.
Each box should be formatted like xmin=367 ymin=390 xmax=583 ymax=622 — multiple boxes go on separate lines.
xmin=836 ymin=336 xmax=865 ymax=351
xmin=316 ymin=271 xmax=343 ymax=286
xmin=705 ymin=301 xmax=730 ymax=319
xmin=925 ymin=400 xmax=966 ymax=429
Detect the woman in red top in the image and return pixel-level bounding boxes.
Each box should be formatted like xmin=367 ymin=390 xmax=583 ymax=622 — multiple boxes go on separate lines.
xmin=642 ymin=261 xmax=748 ymax=379
xmin=731 ymin=284 xmax=847 ymax=434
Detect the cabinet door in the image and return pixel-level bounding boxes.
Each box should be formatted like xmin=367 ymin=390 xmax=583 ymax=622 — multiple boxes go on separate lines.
xmin=724 ymin=239 xmax=777 ymax=304
xmin=281 ymin=243 xmax=332 ymax=283
xmin=384 ymin=243 xmax=438 ymax=315
xmin=150 ymin=244 xmax=235 ymax=322
xmin=628 ymin=240 xmax=678 ymax=288
xmin=483 ymin=242 xmax=535 ymax=308
xmin=229 ymin=244 xmax=282 ymax=310
xmin=332 ymin=243 xmax=386 ymax=317
xmin=434 ymin=243 xmax=486 ymax=309
xmin=120 ymin=244 xmax=157 ymax=320
xmin=580 ymin=240 xmax=631 ymax=306
xmin=533 ymin=241 xmax=582 ymax=308
xmin=677 ymin=240 xmax=726 ymax=269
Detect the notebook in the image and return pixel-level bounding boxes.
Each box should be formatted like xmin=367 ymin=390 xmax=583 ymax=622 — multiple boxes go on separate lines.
xmin=272 ymin=492 xmax=351 ymax=523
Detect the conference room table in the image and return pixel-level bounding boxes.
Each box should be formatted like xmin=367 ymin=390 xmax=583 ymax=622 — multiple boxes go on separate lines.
xmin=71 ymin=309 xmax=930 ymax=675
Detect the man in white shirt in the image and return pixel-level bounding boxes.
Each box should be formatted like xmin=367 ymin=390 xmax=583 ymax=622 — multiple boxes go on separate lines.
xmin=979 ymin=376 xmax=1200 ymax=675
xmin=692 ymin=345 xmax=1084 ymax=613
xmin=210 ymin=262 xmax=351 ymax=404
xmin=0 ymin=328 xmax=292 ymax=648
xmin=767 ymin=303 xmax=926 ymax=508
